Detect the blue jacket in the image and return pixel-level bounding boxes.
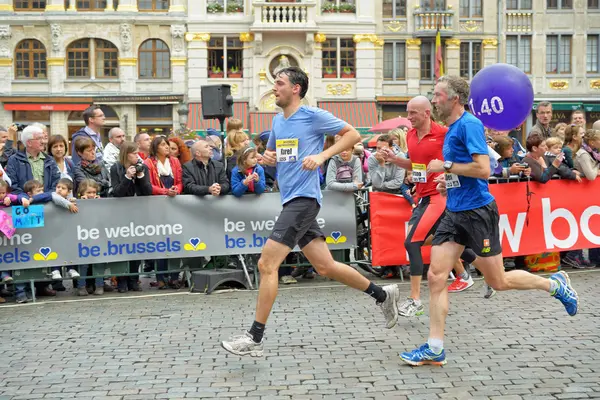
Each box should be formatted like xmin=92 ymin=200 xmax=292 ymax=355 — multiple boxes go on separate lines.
xmin=230 ymin=164 xmax=266 ymax=197
xmin=5 ymin=151 xmax=60 ymax=195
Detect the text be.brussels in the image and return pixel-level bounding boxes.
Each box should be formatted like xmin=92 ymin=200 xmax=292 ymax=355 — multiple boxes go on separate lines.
xmin=78 ymin=239 xmax=181 ymax=258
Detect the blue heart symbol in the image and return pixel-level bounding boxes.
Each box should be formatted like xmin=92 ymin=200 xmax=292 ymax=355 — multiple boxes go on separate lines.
xmin=331 ymin=231 xmax=342 ymax=242
xmin=189 ymin=238 xmax=200 ymax=248
xmin=39 ymin=247 xmax=51 ymax=258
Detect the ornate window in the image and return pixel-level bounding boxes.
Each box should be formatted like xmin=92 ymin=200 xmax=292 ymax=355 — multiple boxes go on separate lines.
xmin=14 ymin=0 xmax=46 ymax=11
xmin=322 ymin=37 xmax=356 ymax=78
xmin=138 ymin=0 xmax=168 ymax=11
xmin=208 ymin=37 xmax=243 ymax=78
xmin=139 ymin=39 xmax=171 ymax=79
xmin=67 ymin=38 xmax=118 ymax=79
xmin=15 ymin=39 xmax=47 ymax=79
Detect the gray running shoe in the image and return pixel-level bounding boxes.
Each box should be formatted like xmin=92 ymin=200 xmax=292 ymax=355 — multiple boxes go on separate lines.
xmin=398 ymin=298 xmax=425 ymax=317
xmin=379 ymin=284 xmax=400 ymax=329
xmin=221 ymin=331 xmax=264 ymax=357
xmin=483 ymin=283 xmax=496 ymax=299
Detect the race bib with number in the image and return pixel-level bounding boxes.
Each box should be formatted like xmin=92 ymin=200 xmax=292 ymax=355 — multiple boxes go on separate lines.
xmin=411 ymin=163 xmax=427 ymax=183
xmin=445 ymin=173 xmax=461 ymax=189
xmin=276 ymin=139 xmax=299 ymax=162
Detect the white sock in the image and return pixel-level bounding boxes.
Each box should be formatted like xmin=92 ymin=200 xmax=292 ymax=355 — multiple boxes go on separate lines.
xmin=427 ymin=338 xmax=444 ymax=354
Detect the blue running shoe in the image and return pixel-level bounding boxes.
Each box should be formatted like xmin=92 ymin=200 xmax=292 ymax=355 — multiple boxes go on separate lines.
xmin=550 ymin=271 xmax=578 ymax=316
xmin=400 ymin=343 xmax=446 ymax=366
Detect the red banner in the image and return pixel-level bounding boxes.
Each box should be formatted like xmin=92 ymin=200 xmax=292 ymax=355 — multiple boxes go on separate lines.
xmin=3 ymin=103 xmax=90 ymax=111
xmin=370 ymin=179 xmax=600 ymax=266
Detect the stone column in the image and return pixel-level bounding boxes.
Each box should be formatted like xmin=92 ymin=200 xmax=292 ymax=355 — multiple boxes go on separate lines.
xmin=185 ymin=33 xmax=211 ymax=101
xmin=239 ymin=32 xmax=254 ymax=101
xmin=353 ymin=34 xmax=380 ymax=100
xmin=170 ymin=25 xmax=187 ymax=95
xmin=482 ymin=38 xmax=498 ymax=67
xmin=169 ymin=0 xmax=185 ymax=13
xmin=118 ymin=58 xmax=137 ymax=94
xmin=0 ymin=104 xmax=12 ymax=127
xmin=67 ymin=0 xmax=76 ymax=11
xmin=0 ymin=25 xmax=12 ymax=95
xmin=445 ymin=38 xmax=460 ymax=76
xmin=117 ymin=0 xmax=138 ymax=12
xmin=105 ymin=0 xmax=115 ymax=12
xmin=47 ymin=57 xmax=65 ymax=95
xmin=45 ymin=0 xmax=65 ymax=12
xmin=50 ymin=112 xmax=68 ymax=139
xmin=0 ymin=0 xmax=13 ymax=12
xmin=120 ymin=105 xmax=137 ymax=139
xmin=406 ymin=38 xmax=421 ymax=94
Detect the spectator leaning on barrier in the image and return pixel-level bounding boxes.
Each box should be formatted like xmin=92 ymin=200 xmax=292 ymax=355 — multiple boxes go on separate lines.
xmin=224 ymin=126 xmax=250 ymax=180
xmin=368 ymin=134 xmax=405 ymax=193
xmin=562 ymin=124 xmax=584 ymax=169
xmin=103 ymin=127 xmax=126 ymax=172
xmin=529 ymin=101 xmax=553 ymax=139
xmin=168 ymin=136 xmax=193 ymax=165
xmin=522 ymin=134 xmax=563 ymax=183
xmin=574 ymin=129 xmax=600 ymax=180
xmin=231 ymin=146 xmax=266 ymax=197
xmin=553 ymin=122 xmax=567 ymax=140
xmin=0 ymin=125 xmax=17 ymax=168
xmin=353 ymin=142 xmax=371 ymax=183
xmin=544 ymin=137 xmax=581 ymax=182
xmin=71 ymin=105 xmax=105 ymax=165
xmin=47 ymin=135 xmax=74 ymax=182
xmin=491 ymin=135 xmax=530 ymax=178
xmin=253 ymin=131 xmax=277 ymax=191
xmin=183 ymin=138 xmax=230 ymax=197
xmin=31 ymin=122 xmax=49 ymax=152
xmin=134 ymin=132 xmax=151 ymax=161
xmin=326 ymin=142 xmax=363 ymax=192
xmin=73 ymin=136 xmax=111 ymax=198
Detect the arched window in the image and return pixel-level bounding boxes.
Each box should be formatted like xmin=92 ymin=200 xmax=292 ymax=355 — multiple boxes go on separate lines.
xmin=15 ymin=39 xmax=47 ymax=79
xmin=67 ymin=38 xmax=118 ymax=79
xmin=138 ymin=0 xmax=169 ymax=11
xmin=14 ymin=0 xmax=47 ymax=11
xmin=139 ymin=39 xmax=170 ymax=79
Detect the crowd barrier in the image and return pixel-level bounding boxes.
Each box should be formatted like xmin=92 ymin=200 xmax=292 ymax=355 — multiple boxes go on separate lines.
xmin=0 ymin=191 xmax=356 ymax=272
xmin=370 ymin=178 xmax=600 ymax=266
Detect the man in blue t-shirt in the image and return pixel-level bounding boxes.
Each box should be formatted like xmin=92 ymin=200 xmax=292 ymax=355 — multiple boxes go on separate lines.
xmin=400 ymin=75 xmax=579 ymax=367
xmin=222 ymin=67 xmax=401 ymax=357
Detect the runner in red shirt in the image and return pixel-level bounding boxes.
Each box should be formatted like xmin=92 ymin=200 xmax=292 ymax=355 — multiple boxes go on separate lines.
xmin=382 ymin=96 xmax=476 ymax=317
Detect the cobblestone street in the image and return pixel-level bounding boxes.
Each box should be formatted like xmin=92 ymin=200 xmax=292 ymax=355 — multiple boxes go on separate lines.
xmin=1 ymin=271 xmax=599 ymax=400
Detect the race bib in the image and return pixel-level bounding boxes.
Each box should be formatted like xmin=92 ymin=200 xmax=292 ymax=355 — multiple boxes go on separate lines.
xmin=411 ymin=163 xmax=427 ymax=183
xmin=276 ymin=139 xmax=299 ymax=163
xmin=445 ymin=173 xmax=461 ymax=189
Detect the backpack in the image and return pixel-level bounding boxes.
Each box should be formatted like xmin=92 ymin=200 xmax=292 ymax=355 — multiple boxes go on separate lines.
xmin=334 ymin=157 xmax=356 ymax=183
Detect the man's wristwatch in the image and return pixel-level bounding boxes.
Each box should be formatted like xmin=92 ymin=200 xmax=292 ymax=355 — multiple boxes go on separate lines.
xmin=443 ymin=160 xmax=453 ymax=172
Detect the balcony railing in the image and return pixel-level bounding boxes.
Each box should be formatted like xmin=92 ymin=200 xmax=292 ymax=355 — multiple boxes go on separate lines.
xmin=414 ymin=9 xmax=454 ymax=33
xmin=253 ymin=1 xmax=317 ymax=29
xmin=506 ymin=12 xmax=533 ymax=32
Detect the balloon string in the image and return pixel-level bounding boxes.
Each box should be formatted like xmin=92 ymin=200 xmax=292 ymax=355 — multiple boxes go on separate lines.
xmin=525 ymin=178 xmax=534 ymax=227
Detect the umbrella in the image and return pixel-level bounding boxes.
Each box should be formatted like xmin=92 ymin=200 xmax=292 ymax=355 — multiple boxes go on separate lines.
xmin=362 ymin=134 xmax=381 ymax=148
xmin=369 ymin=117 xmax=412 ymax=133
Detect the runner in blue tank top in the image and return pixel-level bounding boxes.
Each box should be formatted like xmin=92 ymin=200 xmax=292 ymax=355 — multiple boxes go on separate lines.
xmin=400 ymin=75 xmax=579 ymax=366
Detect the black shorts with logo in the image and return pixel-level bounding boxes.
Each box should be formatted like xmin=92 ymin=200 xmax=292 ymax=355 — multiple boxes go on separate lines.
xmin=269 ymin=197 xmax=325 ymax=249
xmin=431 ymin=201 xmax=502 ymax=257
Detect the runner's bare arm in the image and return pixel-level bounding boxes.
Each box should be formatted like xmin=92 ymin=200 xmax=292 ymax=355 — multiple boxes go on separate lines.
xmin=427 ymin=154 xmax=491 ymax=179
xmin=381 ymin=148 xmax=412 ymax=170
xmin=320 ymin=124 xmax=361 ymax=160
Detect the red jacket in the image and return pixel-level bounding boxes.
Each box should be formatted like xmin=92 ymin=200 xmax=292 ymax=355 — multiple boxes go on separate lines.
xmin=144 ymin=156 xmax=183 ymax=195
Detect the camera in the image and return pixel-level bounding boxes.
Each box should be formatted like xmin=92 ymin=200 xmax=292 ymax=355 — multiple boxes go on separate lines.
xmin=134 ymin=159 xmax=145 ymax=174
xmin=12 ymin=123 xmax=28 ymax=132
xmin=519 ymin=162 xmax=529 ymax=179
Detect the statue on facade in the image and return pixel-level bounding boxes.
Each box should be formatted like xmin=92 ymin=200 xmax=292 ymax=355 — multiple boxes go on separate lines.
xmin=120 ymin=23 xmax=132 ymax=52
xmin=50 ymin=24 xmax=62 ymax=53
xmin=272 ymin=55 xmax=291 ymax=77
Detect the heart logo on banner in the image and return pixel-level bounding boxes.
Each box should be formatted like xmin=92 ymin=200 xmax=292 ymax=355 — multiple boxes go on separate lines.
xmin=39 ymin=247 xmax=51 ymax=258
xmin=189 ymin=238 xmax=200 ymax=248
xmin=330 ymin=231 xmax=342 ymax=242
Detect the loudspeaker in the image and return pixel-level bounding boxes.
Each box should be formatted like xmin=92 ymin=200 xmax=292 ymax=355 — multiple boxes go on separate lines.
xmin=201 ymin=84 xmax=234 ymax=119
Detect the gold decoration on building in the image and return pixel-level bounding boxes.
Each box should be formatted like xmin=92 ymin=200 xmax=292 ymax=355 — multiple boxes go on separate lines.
xmin=0 ymin=4 xmax=14 ymax=11
xmin=590 ymin=80 xmax=600 ymax=89
xmin=262 ymin=93 xmax=276 ymax=111
xmin=239 ymin=32 xmax=254 ymax=42
xmin=170 ymin=57 xmax=187 ymax=66
xmin=314 ymin=33 xmax=327 ymax=43
xmin=406 ymin=38 xmax=422 ymax=50
xmin=482 ymin=38 xmax=498 ymax=49
xmin=258 ymin=69 xmax=267 ymax=81
xmin=0 ymin=59 xmax=12 ymax=67
xmin=46 ymin=57 xmax=65 ymax=66
xmin=353 ymin=34 xmax=383 ymax=45
xmin=231 ymin=84 xmax=238 ymax=95
xmin=168 ymin=4 xmax=185 ymax=12
xmin=549 ymin=80 xmax=569 ymax=90
xmin=118 ymin=57 xmax=137 ymax=66
xmin=185 ymin=33 xmax=211 ymax=42
xmin=445 ymin=39 xmax=460 ymax=48
xmin=45 ymin=4 xmax=65 ymax=11
xmin=385 ymin=21 xmax=406 ymax=32
xmin=460 ymin=20 xmax=482 ymax=33
xmin=326 ymin=84 xmax=352 ymax=96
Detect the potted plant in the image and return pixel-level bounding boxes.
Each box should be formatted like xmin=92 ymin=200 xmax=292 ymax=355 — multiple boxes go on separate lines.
xmin=321 ymin=3 xmax=338 ymax=13
xmin=228 ymin=66 xmax=242 ymax=78
xmin=338 ymin=3 xmax=356 ymax=13
xmin=226 ymin=1 xmax=243 ymax=12
xmin=209 ymin=66 xmax=224 ymax=78
xmin=341 ymin=67 xmax=355 ymax=78
xmin=207 ymin=2 xmax=224 ymax=13
xmin=323 ymin=67 xmax=337 ymax=79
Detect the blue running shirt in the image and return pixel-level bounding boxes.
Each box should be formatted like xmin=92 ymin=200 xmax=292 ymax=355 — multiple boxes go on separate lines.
xmin=443 ymin=112 xmax=495 ymax=212
xmin=267 ymin=106 xmax=347 ymax=206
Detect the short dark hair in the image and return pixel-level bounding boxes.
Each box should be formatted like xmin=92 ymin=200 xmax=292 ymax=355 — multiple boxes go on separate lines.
xmin=276 ymin=66 xmax=309 ymax=99
xmin=24 ymin=179 xmax=43 ymax=194
xmin=149 ymin=135 xmax=169 ymax=158
xmin=83 ymin=105 xmax=101 ymax=126
xmin=377 ymin=134 xmax=394 ymax=147
xmin=47 ymin=135 xmax=68 ymax=158
xmin=526 ymin=133 xmax=544 ymax=152
xmin=74 ymin=136 xmax=95 ymax=156
xmin=537 ymin=101 xmax=552 ymax=110
xmin=78 ymin=179 xmax=100 ymax=197
xmin=57 ymin=178 xmax=73 ymax=192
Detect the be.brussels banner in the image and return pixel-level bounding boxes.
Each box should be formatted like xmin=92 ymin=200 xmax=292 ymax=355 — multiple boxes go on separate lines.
xmin=0 ymin=192 xmax=356 ymax=271
xmin=371 ymin=179 xmax=600 ymax=266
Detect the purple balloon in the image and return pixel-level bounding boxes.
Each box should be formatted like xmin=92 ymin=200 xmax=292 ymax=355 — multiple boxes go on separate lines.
xmin=468 ymin=63 xmax=534 ymax=131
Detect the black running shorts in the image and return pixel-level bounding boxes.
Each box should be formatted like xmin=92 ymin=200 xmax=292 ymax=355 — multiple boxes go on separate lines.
xmin=269 ymin=197 xmax=325 ymax=249
xmin=431 ymin=201 xmax=502 ymax=258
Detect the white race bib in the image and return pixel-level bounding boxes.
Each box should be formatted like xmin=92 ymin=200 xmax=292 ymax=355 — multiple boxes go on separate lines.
xmin=445 ymin=173 xmax=461 ymax=189
xmin=276 ymin=139 xmax=299 ymax=163
xmin=411 ymin=163 xmax=427 ymax=183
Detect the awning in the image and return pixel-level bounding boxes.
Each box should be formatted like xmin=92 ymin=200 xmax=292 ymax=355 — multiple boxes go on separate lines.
xmin=250 ymin=112 xmax=277 ymax=134
xmin=533 ymin=102 xmax=582 ymax=111
xmin=187 ymin=102 xmax=248 ymax=131
xmin=317 ymin=101 xmax=378 ymax=128
xmin=584 ymin=104 xmax=600 ymax=112
xmin=3 ymin=103 xmax=90 ymax=111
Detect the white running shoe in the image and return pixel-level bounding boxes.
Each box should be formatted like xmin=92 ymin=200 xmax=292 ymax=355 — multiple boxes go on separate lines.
xmin=379 ymin=284 xmax=400 ymax=328
xmin=398 ymin=298 xmax=425 ymax=317
xmin=67 ymin=269 xmax=80 ymax=278
xmin=222 ymin=331 xmax=264 ymax=357
xmin=50 ymin=270 xmax=62 ymax=280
